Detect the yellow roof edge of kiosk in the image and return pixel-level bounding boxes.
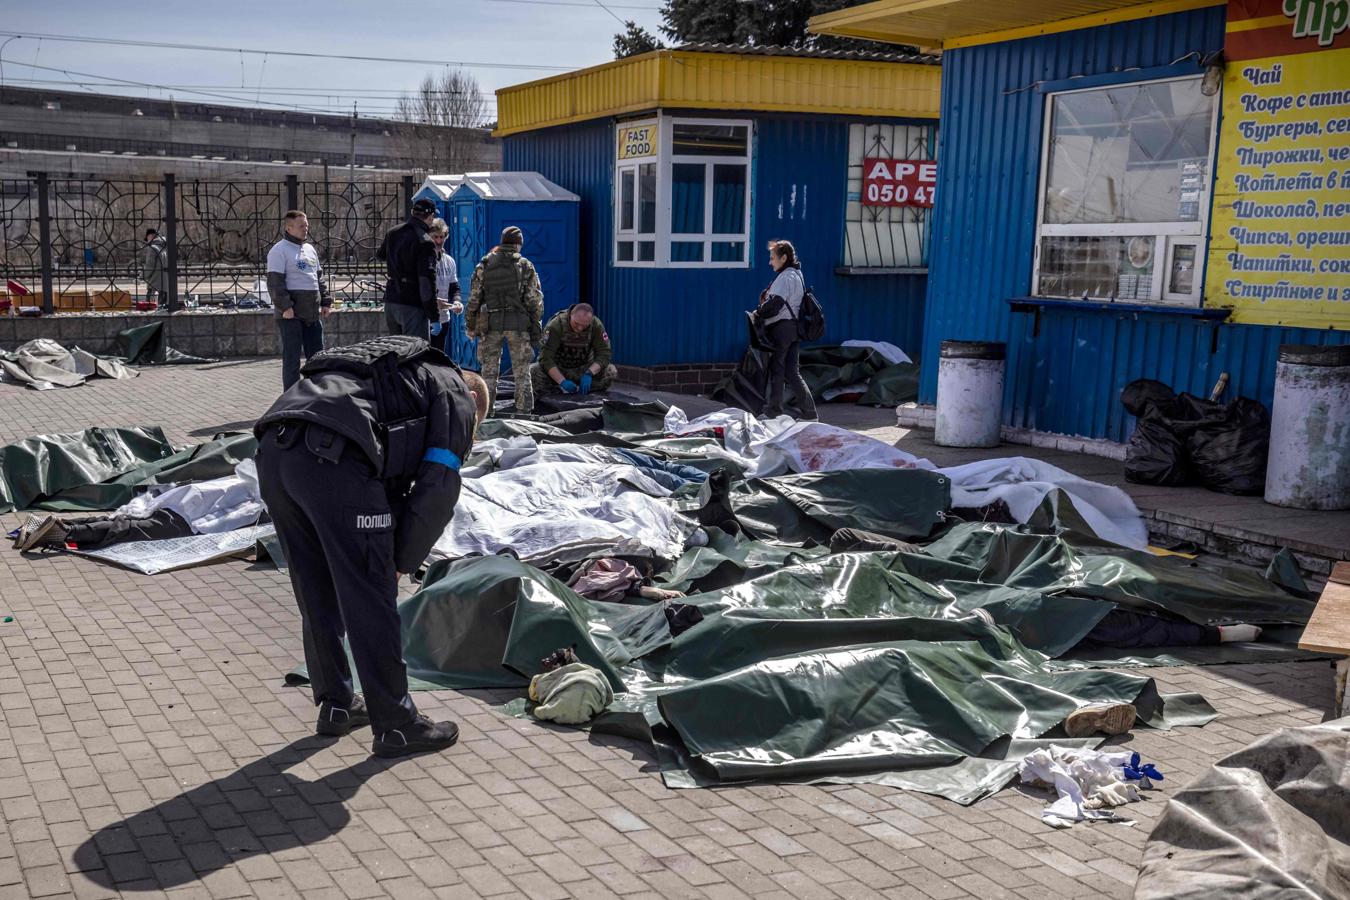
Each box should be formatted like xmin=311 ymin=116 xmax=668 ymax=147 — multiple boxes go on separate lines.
xmin=808 ymin=0 xmax=1224 ymax=51
xmin=493 ymin=46 xmax=941 ymax=137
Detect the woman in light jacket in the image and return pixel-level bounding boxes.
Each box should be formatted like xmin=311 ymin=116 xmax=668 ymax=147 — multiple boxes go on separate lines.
xmin=755 ymin=239 xmax=817 ymax=420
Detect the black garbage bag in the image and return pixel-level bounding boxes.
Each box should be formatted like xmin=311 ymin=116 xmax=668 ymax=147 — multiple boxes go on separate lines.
xmin=1121 ymin=379 xmax=1271 ymax=494
xmin=1186 ymin=396 xmax=1270 ymax=495
xmin=1121 ymin=379 xmax=1177 ymax=417
xmin=1123 ymin=380 xmax=1189 ymax=486
xmin=1125 ymin=407 xmax=1191 ymax=486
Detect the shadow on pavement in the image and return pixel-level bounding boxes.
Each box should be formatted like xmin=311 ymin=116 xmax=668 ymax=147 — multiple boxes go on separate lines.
xmin=73 ymin=735 xmax=412 ymax=891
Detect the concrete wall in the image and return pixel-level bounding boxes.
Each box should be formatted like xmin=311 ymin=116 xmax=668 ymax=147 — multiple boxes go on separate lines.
xmin=0 ymin=149 xmax=411 ymax=182
xmin=0 ymin=86 xmax=502 ymax=175
xmin=0 ymin=310 xmax=387 ymax=359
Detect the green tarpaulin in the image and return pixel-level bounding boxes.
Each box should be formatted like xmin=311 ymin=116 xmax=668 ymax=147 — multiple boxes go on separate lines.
xmin=115 ymin=322 xmax=212 ymax=366
xmin=275 ymin=406 xmax=1320 ymax=804
xmin=381 ymin=545 xmax=1228 ymax=803
xmin=0 ymin=427 xmax=256 ymax=513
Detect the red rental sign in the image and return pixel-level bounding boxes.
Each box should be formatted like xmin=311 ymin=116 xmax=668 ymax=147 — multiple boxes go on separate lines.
xmin=862 ymin=157 xmax=937 ymax=207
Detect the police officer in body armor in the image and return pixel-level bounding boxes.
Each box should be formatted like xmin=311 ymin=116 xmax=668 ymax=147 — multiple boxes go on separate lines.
xmin=377 ymin=198 xmax=440 ymax=340
xmin=465 ymin=226 xmax=543 ymax=415
xmin=254 ymin=335 xmax=489 ymax=757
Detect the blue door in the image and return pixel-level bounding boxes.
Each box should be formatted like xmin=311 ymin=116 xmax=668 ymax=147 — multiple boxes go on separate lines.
xmin=444 ymin=198 xmax=485 ymax=369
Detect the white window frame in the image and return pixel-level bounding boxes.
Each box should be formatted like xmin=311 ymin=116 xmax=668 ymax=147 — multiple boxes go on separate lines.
xmin=1031 ymin=74 xmax=1219 ymax=307
xmin=613 ymin=114 xmax=753 ymax=269
xmin=614 ymin=117 xmax=659 ymax=269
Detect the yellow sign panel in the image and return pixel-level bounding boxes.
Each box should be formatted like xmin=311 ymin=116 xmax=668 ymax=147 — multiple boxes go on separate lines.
xmin=1207 ymin=0 xmax=1350 ymax=329
xmin=617 ymin=122 xmax=658 ymax=160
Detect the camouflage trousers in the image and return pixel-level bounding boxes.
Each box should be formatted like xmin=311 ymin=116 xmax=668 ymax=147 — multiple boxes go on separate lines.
xmin=530 ymin=362 xmax=618 ymax=397
xmin=477 ymin=330 xmax=535 ymax=414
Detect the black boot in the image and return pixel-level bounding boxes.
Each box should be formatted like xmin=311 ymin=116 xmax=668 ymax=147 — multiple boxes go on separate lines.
xmin=316 ymin=695 xmax=371 ymax=736
xmin=372 ymin=714 xmax=459 ymax=758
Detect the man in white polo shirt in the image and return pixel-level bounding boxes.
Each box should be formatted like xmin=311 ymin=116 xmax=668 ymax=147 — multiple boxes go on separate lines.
xmin=267 ymin=210 xmax=332 ymax=390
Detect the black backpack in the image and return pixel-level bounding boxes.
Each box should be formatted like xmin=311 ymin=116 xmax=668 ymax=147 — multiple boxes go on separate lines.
xmin=795 ymin=288 xmax=825 ymax=341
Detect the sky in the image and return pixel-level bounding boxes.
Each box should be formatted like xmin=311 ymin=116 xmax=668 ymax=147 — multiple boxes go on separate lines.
xmin=0 ymin=0 xmax=668 ymax=123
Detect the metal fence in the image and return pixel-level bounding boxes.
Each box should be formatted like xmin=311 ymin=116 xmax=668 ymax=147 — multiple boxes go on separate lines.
xmin=0 ymin=173 xmax=416 ymax=312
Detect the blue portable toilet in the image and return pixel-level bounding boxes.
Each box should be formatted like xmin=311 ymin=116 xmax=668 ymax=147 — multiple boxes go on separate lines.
xmin=443 ymin=172 xmax=580 ymax=372
xmin=411 ymin=174 xmax=464 ymax=223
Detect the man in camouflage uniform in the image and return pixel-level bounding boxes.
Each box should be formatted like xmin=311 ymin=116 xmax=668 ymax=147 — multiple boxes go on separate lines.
xmin=531 ymin=302 xmax=617 ymax=398
xmin=465 ymin=226 xmax=543 ymax=414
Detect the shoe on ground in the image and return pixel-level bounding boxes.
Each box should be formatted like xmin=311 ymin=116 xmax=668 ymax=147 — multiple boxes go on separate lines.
xmin=15 ymin=515 xmax=68 ymax=551
xmin=12 ymin=513 xmax=44 ymax=549
xmin=1064 ymin=702 xmax=1137 ymax=738
xmin=372 ymin=714 xmax=459 ymax=758
xmin=315 ymin=695 xmax=371 ymax=736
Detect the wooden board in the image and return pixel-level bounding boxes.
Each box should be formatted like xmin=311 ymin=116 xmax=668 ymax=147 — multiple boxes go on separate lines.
xmin=1299 ymin=561 xmax=1350 ymax=655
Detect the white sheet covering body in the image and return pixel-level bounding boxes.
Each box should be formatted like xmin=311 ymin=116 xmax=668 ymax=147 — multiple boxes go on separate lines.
xmin=429 ymin=460 xmax=690 ymax=564
xmin=76 ymin=524 xmax=275 ymax=575
xmin=938 ymin=458 xmax=1149 ymax=550
xmin=662 ymin=405 xmax=1148 ymax=550
xmin=117 ymin=459 xmax=264 ymax=534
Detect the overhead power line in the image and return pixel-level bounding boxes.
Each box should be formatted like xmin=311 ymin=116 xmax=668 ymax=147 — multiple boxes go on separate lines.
xmin=0 ymin=31 xmax=580 ymax=72
xmin=591 ymin=0 xmax=629 ymax=26
xmin=4 ymin=60 xmax=504 ymax=119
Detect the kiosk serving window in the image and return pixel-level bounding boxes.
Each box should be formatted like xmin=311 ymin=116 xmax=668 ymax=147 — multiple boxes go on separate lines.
xmin=614 ymin=116 xmax=752 ymax=268
xmin=1033 ymin=76 xmax=1218 ymax=306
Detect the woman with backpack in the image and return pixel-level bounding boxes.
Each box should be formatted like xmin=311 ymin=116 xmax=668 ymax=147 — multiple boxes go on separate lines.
xmin=755 ymin=239 xmax=818 ymax=420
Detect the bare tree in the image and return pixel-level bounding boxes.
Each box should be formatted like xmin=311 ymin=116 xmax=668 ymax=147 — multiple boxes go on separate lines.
xmin=393 ymin=70 xmax=492 ymax=174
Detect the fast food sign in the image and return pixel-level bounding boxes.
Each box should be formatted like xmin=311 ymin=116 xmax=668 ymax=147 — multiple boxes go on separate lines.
xmin=862 ymin=158 xmax=937 ymax=207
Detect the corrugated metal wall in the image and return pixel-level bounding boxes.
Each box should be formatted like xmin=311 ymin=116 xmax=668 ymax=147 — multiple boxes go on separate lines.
xmin=921 ymin=5 xmax=1350 ymax=441
xmin=495 ymin=52 xmax=940 ymax=136
xmin=504 ymin=114 xmax=928 ymax=366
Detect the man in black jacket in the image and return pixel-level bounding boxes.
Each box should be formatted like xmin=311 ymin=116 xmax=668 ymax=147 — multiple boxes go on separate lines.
xmin=254 ymin=335 xmax=487 ymax=757
xmin=377 ymin=198 xmax=439 ymax=339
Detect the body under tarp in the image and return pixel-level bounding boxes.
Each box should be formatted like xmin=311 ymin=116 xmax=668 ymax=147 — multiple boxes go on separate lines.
xmin=0 ymin=322 xmax=210 ymax=391
xmin=712 ymin=339 xmax=921 ymax=415
xmin=1135 ymin=717 xmax=1350 ymax=899
xmin=289 ymin=502 xmax=1315 ymax=803
xmin=0 ymin=427 xmax=257 ymax=513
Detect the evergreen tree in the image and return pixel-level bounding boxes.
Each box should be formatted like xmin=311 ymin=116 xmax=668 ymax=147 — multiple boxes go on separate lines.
xmin=615 ymin=0 xmax=915 ymax=55
xmin=613 ymin=20 xmax=664 ymax=59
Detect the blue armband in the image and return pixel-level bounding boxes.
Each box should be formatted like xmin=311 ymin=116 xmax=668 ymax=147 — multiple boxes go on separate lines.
xmin=423 ymin=447 xmax=462 ymax=471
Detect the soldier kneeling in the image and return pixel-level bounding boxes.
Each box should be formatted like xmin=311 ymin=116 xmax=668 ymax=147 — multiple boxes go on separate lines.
xmin=530 ymin=302 xmax=617 ymax=397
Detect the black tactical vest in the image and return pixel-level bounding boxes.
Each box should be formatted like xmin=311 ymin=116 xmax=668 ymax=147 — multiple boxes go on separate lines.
xmin=299 ymin=336 xmax=453 ymax=481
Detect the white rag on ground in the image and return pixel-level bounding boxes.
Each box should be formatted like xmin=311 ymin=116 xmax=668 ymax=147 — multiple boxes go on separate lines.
xmin=662 ymin=406 xmax=1148 ymax=550
xmin=1018 ymin=745 xmax=1145 ymax=828
xmin=118 ymin=459 xmax=265 ymax=534
xmin=429 ymin=460 xmax=691 ymax=564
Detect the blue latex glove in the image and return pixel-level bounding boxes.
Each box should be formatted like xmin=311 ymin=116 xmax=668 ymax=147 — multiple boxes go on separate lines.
xmin=559 ymin=379 xmax=579 ymax=394
xmin=429 ymin=321 xmax=442 ymax=337
xmin=1122 ymin=752 xmax=1163 ymax=782
xmin=579 ymin=373 xmax=593 ymax=394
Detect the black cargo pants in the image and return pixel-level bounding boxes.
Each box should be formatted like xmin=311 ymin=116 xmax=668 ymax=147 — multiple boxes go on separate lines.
xmin=256 ymin=422 xmax=417 ymax=732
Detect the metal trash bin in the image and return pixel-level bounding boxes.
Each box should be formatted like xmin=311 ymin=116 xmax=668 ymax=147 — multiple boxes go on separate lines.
xmin=935 ymin=340 xmax=1005 ymax=448
xmin=1265 ymin=343 xmax=1350 ymax=510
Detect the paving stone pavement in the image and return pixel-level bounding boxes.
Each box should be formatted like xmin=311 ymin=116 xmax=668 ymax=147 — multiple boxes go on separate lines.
xmin=0 ymin=360 xmax=1339 ymax=899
